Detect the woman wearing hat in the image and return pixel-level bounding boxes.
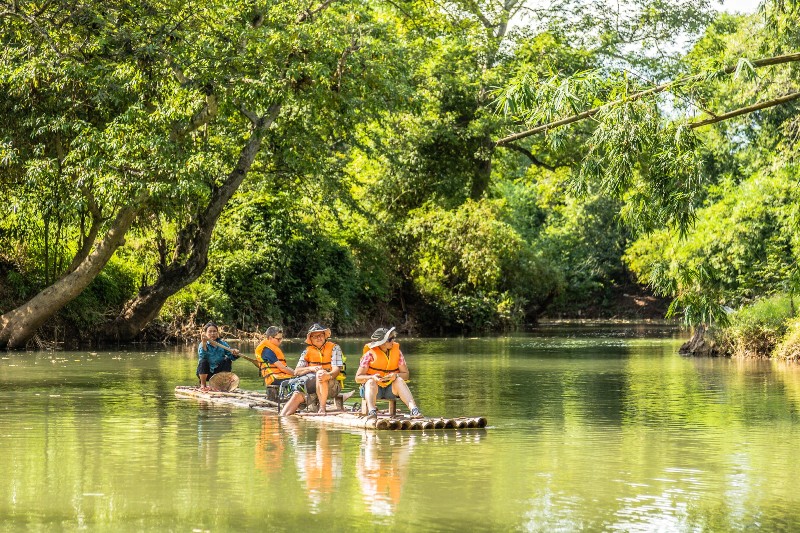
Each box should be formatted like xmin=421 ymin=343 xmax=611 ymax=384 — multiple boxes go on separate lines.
xmin=280 ymin=323 xmax=345 ymax=415
xmin=356 ymin=327 xmax=422 ymax=418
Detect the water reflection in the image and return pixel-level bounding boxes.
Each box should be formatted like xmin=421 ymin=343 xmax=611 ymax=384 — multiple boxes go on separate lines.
xmin=195 ymin=405 xmax=236 ymax=470
xmin=282 ymin=418 xmax=343 ymax=513
xmin=356 ymin=432 xmax=416 ymax=517
xmin=7 ymin=334 xmax=800 ymax=531
xmin=255 ymin=416 xmax=284 ymax=477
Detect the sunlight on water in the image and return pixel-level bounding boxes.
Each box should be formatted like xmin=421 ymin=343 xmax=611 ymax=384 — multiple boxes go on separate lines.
xmin=2 ymin=325 xmax=800 ymax=531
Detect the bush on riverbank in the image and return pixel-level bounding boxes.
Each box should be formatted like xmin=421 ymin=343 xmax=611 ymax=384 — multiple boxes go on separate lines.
xmin=715 ymin=294 xmax=796 ymax=358
xmin=774 ymin=318 xmax=800 ymax=361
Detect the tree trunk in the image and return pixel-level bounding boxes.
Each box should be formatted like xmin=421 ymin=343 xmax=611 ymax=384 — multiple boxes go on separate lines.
xmin=103 ymin=105 xmax=281 ymax=342
xmin=0 ymin=198 xmax=144 ymax=349
xmin=469 ymin=136 xmax=494 ymax=200
xmin=678 ymin=324 xmax=718 ymax=356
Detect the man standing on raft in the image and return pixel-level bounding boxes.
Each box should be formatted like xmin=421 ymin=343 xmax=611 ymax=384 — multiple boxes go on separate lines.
xmin=356 ymin=327 xmax=422 ymax=418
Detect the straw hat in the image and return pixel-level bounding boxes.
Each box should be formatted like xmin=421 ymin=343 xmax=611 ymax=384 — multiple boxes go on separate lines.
xmin=367 ymin=327 xmax=396 ymax=349
xmin=208 ymin=372 xmax=240 ymax=392
xmin=305 ymin=323 xmax=331 ymax=344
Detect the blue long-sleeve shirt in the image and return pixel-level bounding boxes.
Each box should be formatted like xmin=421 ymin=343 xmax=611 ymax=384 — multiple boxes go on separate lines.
xmin=198 ymin=338 xmax=235 ymax=373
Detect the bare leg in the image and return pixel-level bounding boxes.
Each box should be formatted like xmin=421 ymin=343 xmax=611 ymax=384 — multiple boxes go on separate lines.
xmin=199 ymin=373 xmax=209 ymax=390
xmin=391 ymin=377 xmax=418 ymax=411
xmin=364 ymin=379 xmax=379 ymax=412
xmin=280 ymin=392 xmax=305 ymax=416
xmin=317 ymin=375 xmax=329 ymax=413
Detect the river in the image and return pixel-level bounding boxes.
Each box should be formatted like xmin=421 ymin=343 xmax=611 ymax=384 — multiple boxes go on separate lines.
xmin=2 ymin=323 xmax=800 ymax=531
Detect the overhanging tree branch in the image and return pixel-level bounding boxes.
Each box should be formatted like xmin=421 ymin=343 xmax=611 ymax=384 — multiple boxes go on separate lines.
xmin=499 ymin=143 xmax=556 ymax=171
xmin=495 ymin=52 xmax=800 ymax=146
xmin=689 ymin=91 xmax=800 ymax=129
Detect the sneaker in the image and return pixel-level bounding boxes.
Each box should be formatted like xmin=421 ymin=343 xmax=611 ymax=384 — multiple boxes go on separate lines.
xmin=366 ymin=409 xmax=378 ymax=419
xmin=410 ymin=407 xmax=423 ymax=418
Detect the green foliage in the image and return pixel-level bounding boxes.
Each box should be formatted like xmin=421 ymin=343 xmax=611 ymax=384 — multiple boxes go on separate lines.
xmin=2 ymin=0 xmax=768 ymax=342
xmin=61 ymin=259 xmax=138 ymax=331
xmin=191 ymin=192 xmax=377 ymax=333
xmin=403 ymin=199 xmax=559 ymax=330
xmin=774 ymin=317 xmax=800 ymax=361
xmin=161 ymin=281 xmax=234 ymax=330
xmin=717 ymin=294 xmax=796 ymax=357
xmin=626 ymin=167 xmax=800 ymax=320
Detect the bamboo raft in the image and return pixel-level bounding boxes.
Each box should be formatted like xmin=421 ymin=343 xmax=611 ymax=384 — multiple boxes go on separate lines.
xmin=174 ymin=386 xmax=488 ymax=431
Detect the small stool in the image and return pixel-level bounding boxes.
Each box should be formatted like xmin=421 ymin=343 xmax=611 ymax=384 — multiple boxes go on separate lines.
xmin=361 ymin=397 xmax=396 ymax=416
xmin=265 ymin=385 xmax=280 ymax=402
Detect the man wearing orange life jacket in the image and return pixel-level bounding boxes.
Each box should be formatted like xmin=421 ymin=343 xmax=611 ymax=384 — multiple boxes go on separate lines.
xmin=254 ymin=326 xmax=295 ymax=387
xmin=280 ymin=323 xmax=345 ymax=415
xmin=356 ymin=327 xmax=422 ymax=418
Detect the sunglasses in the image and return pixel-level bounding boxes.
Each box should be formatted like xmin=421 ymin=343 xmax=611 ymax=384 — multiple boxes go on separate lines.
xmin=273 ymin=336 xmax=284 ymax=341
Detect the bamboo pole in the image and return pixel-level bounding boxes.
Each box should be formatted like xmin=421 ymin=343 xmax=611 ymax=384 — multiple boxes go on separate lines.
xmin=689 ymin=91 xmax=800 ymax=129
xmin=495 ymin=52 xmax=800 ymax=145
xmin=206 ymin=338 xmax=263 ymax=371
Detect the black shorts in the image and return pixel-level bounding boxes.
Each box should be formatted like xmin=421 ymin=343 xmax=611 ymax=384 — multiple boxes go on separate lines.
xmin=196 ymin=358 xmax=232 ymax=378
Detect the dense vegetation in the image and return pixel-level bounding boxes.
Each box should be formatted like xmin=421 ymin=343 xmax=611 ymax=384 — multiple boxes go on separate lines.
xmin=1 ymin=0 xmax=800 ymax=350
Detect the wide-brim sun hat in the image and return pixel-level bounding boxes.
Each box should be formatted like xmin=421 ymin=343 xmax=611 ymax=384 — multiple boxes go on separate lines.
xmin=305 ymin=323 xmax=332 ymax=344
xmin=368 ymin=327 xmax=396 ymax=349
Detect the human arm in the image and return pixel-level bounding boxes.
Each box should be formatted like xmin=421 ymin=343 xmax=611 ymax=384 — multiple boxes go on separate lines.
xmin=321 ymin=344 xmax=344 ymax=381
xmin=217 ymin=339 xmax=239 ymax=359
xmin=198 ymin=341 xmax=210 ymax=362
xmin=262 ymin=348 xmax=295 ymax=376
xmin=355 ymin=352 xmax=383 ymax=384
xmin=375 ymin=352 xmax=409 ymax=383
xmin=294 ymin=353 xmax=320 ymax=376
xmin=391 ymin=355 xmax=410 ymax=382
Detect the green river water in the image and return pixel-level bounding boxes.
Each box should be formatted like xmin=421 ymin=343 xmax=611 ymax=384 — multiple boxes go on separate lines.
xmin=2 ymin=323 xmax=800 ymax=532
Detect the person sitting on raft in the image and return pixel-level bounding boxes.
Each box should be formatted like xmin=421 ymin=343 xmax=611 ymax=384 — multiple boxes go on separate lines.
xmin=255 ymin=326 xmax=295 ymax=387
xmin=280 ymin=323 xmax=345 ymax=416
xmin=356 ymin=327 xmax=422 ymax=419
xmin=197 ymin=321 xmax=240 ymax=391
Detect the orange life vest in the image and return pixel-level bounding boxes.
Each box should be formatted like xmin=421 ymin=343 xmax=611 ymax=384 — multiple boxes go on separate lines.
xmin=304 ymin=341 xmax=346 ymax=382
xmin=365 ymin=343 xmax=401 ymax=388
xmin=255 ymin=339 xmax=292 ymax=385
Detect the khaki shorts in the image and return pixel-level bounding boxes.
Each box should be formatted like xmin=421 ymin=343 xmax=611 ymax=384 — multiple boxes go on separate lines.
xmin=305 ymin=377 xmax=342 ymax=396
xmin=306 ymin=379 xmax=342 ymax=410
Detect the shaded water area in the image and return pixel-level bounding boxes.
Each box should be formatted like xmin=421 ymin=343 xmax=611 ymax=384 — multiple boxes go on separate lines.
xmin=3 ymin=322 xmax=800 ymax=531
